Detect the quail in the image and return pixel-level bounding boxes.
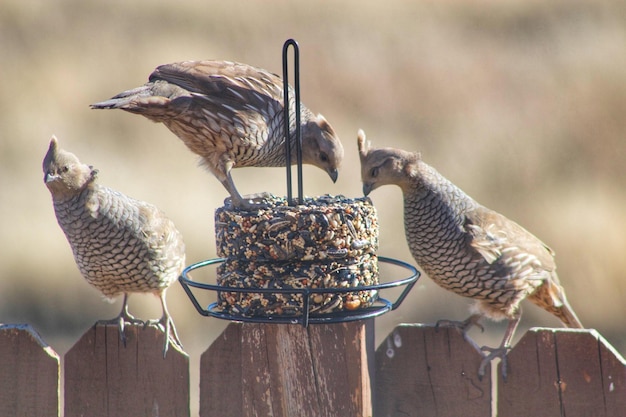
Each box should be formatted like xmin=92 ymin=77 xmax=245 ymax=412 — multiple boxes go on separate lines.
xmin=91 ymin=60 xmax=344 ymax=209
xmin=43 ymin=136 xmax=185 ymax=356
xmin=357 ymin=130 xmax=583 ymax=378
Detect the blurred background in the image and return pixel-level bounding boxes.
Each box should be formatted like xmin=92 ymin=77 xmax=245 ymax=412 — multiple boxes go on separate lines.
xmin=2 ymin=0 xmax=625 ymax=412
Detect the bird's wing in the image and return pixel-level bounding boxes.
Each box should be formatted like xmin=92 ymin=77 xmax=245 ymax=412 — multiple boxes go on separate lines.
xmin=468 ymin=207 xmax=582 ymax=325
xmin=465 ymin=206 xmax=556 ymax=275
xmin=136 ymin=202 xmax=186 ymax=271
xmin=149 ymin=61 xmax=286 ymax=116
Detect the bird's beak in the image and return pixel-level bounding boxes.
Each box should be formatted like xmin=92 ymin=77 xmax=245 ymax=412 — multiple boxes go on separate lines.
xmin=328 ymin=168 xmax=339 ymax=183
xmin=362 ymin=182 xmax=373 ymax=196
xmin=44 ymin=173 xmax=58 ymax=183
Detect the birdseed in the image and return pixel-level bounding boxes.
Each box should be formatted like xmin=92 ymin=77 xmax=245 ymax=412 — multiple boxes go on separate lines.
xmin=215 ymin=194 xmax=380 ymax=317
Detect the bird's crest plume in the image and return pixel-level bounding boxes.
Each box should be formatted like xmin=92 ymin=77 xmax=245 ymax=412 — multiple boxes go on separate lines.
xmin=44 ymin=135 xmax=78 ymax=167
xmin=357 ymin=129 xmax=370 ymax=162
xmin=43 ymin=136 xmax=99 ymax=189
xmin=316 ymin=113 xmax=330 ymax=128
xmin=43 ymin=135 xmax=60 ymax=170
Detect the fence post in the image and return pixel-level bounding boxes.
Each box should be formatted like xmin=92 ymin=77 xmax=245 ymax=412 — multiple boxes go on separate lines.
xmin=0 ymin=324 xmax=60 ymax=417
xmin=64 ymin=322 xmax=190 ymax=417
xmin=200 ymin=320 xmax=374 ymax=417
xmin=374 ymin=323 xmax=492 ymax=417
xmin=200 ymin=323 xmax=243 ymax=417
xmin=498 ymin=328 xmax=626 ymax=417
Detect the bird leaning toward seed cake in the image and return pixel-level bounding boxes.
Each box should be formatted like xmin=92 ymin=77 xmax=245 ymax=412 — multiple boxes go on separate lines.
xmin=43 ymin=137 xmax=185 ymax=356
xmin=357 ymin=130 xmax=583 ymax=379
xmin=92 ymin=60 xmax=344 ymax=209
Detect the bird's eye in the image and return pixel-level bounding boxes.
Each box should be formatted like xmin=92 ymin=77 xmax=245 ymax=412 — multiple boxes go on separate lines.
xmin=320 ymin=153 xmax=329 ymax=163
xmin=370 ymin=167 xmax=379 ymax=178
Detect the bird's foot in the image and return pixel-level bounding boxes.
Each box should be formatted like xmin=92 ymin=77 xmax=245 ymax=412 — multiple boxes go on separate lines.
xmin=435 ymin=315 xmax=485 ymax=355
xmin=435 ymin=314 xmax=485 ymax=335
xmin=100 ymin=311 xmax=145 ymax=347
xmin=478 ymin=345 xmax=511 ymax=381
xmin=144 ymin=316 xmax=183 ymax=358
xmin=225 ymin=192 xmax=274 ymax=210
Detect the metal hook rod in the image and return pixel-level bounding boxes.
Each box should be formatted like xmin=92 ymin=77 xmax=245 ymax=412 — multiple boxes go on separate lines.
xmin=283 ymin=39 xmax=303 ymax=206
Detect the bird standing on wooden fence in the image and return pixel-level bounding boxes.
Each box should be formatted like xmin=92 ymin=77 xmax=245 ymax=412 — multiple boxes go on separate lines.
xmin=357 ymin=130 xmax=583 ymax=379
xmin=91 ymin=60 xmax=344 ymax=209
xmin=43 ymin=137 xmax=185 ymax=356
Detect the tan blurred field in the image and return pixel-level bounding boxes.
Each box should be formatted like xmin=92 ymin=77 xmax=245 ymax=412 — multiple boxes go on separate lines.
xmin=2 ymin=0 xmax=626 ymax=412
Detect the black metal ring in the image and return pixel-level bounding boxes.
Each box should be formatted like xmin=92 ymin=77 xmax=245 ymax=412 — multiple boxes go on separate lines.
xmin=178 ymin=256 xmax=419 ymax=326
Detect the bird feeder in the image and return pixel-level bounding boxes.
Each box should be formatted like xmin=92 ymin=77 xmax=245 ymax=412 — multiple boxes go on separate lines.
xmin=178 ymin=39 xmax=419 ymax=327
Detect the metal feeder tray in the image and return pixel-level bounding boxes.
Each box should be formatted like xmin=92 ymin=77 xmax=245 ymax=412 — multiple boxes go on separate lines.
xmin=178 ymin=256 xmax=420 ymax=327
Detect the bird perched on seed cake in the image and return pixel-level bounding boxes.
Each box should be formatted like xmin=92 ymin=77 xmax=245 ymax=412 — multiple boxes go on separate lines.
xmin=43 ymin=136 xmax=185 ymax=356
xmin=91 ymin=60 xmax=344 ymax=209
xmin=357 ymin=130 xmax=583 ymax=378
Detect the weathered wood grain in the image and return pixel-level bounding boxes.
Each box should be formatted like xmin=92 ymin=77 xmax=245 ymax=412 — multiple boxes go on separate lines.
xmin=64 ymin=322 xmax=189 ymax=417
xmin=6 ymin=320 xmax=625 ymax=416
xmin=375 ymin=323 xmax=491 ymax=417
xmin=200 ymin=321 xmax=374 ymax=417
xmin=498 ymin=327 xmax=626 ymax=417
xmin=200 ymin=323 xmax=243 ymax=417
xmin=0 ymin=324 xmax=60 ymax=417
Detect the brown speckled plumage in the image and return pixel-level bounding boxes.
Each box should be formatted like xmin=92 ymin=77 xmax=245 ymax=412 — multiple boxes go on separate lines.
xmin=43 ymin=136 xmax=185 ymax=355
xmin=357 ymin=130 xmax=582 ymax=378
xmin=92 ymin=60 xmax=344 ymax=208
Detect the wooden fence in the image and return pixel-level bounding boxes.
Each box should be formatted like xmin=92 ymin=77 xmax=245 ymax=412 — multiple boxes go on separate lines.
xmin=1 ymin=321 xmax=624 ymax=417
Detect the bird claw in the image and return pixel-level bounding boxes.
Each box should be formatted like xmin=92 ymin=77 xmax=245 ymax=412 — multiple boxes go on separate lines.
xmin=143 ymin=318 xmax=165 ymax=333
xmin=100 ymin=312 xmax=145 ymax=347
xmin=435 ymin=315 xmax=494 ymax=369
xmin=434 ymin=318 xmax=511 ymax=381
xmin=435 ymin=315 xmax=484 ymax=334
xmin=478 ymin=345 xmax=511 ymax=381
xmin=144 ymin=316 xmax=183 ymax=358
xmin=225 ymin=192 xmax=274 ymax=210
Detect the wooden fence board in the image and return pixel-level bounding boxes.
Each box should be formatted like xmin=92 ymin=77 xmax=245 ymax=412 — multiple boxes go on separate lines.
xmin=596 ymin=330 xmax=626 ymax=413
xmin=496 ymin=327 xmax=562 ymax=417
xmin=498 ymin=328 xmax=626 ymax=417
xmin=64 ymin=322 xmax=189 ymax=417
xmin=200 ymin=321 xmax=373 ymax=417
xmin=0 ymin=324 xmax=59 ymax=417
xmin=556 ymin=330 xmax=612 ymax=414
xmin=200 ymin=323 xmax=243 ymax=417
xmin=264 ymin=324 xmax=321 ymax=416
xmin=306 ymin=320 xmax=374 ymax=416
xmin=240 ymin=323 xmax=274 ymax=417
xmin=375 ymin=324 xmax=491 ymax=417
xmin=4 ymin=319 xmax=626 ymax=416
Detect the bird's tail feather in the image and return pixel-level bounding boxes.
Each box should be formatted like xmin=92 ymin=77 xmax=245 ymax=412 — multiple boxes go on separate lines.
xmin=530 ymin=278 xmax=584 ymax=329
xmin=552 ymin=299 xmax=584 ymax=329
xmin=91 ymin=86 xmax=152 ymax=109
